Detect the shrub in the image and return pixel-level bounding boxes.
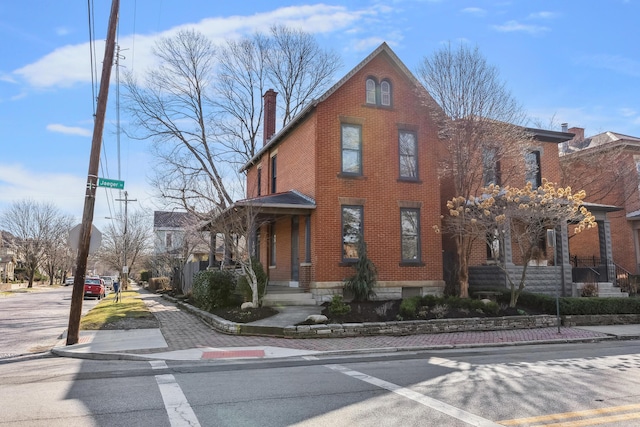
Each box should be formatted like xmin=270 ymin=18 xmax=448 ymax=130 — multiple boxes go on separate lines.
xmin=581 ymin=283 xmax=598 ymax=297
xmin=191 ymin=269 xmax=237 ymax=311
xmin=343 ymin=238 xmax=377 ymax=301
xmin=237 ymin=258 xmax=268 ymax=303
xmin=399 ymin=296 xmax=421 ymax=319
xmin=140 ymin=270 xmax=151 ymax=282
xmin=148 ymin=277 xmax=170 ymax=292
xmin=328 ymin=295 xmax=351 ymax=316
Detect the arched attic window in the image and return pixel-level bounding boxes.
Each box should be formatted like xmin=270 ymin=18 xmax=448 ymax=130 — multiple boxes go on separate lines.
xmin=365 ymin=77 xmax=392 ymax=107
xmin=366 ymin=78 xmax=377 ymax=104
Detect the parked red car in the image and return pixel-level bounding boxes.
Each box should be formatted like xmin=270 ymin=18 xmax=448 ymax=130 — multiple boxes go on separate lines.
xmin=84 ymin=277 xmax=106 ymax=300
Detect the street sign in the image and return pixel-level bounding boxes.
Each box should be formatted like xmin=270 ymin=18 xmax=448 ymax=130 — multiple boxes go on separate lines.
xmin=97 ymin=177 xmax=125 ymax=189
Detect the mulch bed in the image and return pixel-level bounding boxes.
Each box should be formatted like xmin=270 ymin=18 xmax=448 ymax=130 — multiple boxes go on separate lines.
xmin=210 ymin=306 xmax=279 ymax=323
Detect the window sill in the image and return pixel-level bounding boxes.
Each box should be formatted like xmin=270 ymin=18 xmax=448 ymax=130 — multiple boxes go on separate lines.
xmin=397 ymin=178 xmax=422 ymax=184
xmin=269 ymin=265 xmax=276 ymax=269
xmin=339 ymin=261 xmax=358 ymax=267
xmin=399 ymin=261 xmax=425 ymax=267
xmin=337 ymin=173 xmax=367 ymax=180
xmin=362 ymin=103 xmax=394 ymax=110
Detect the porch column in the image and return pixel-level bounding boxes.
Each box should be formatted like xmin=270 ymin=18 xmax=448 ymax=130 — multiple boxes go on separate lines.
xmin=597 ymin=219 xmax=615 ymax=282
xmin=299 ymin=214 xmax=312 ymax=290
xmin=557 ymin=223 xmax=572 ymax=296
xmin=502 ymin=219 xmax=514 ymax=266
xmin=208 ymin=232 xmax=216 ymax=269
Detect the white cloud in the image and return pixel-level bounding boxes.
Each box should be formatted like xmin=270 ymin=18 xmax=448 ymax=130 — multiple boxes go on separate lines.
xmin=462 ymin=7 xmax=487 ymax=17
xmin=12 ymin=4 xmax=372 ymax=90
xmin=527 ymin=11 xmax=559 ymax=20
xmin=492 ymin=20 xmax=550 ymax=35
xmin=578 ymin=54 xmax=640 ymax=78
xmin=620 ymin=108 xmax=637 ymax=117
xmin=47 ymin=124 xmax=92 ymax=137
xmin=55 ymin=27 xmax=71 ymax=36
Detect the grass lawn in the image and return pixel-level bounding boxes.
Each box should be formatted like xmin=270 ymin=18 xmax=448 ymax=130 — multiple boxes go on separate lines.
xmin=81 ymin=290 xmax=154 ymax=330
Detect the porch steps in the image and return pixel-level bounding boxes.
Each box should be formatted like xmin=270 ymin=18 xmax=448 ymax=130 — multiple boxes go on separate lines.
xmin=597 ymin=282 xmax=629 ymax=298
xmin=263 ymin=286 xmax=317 ymax=306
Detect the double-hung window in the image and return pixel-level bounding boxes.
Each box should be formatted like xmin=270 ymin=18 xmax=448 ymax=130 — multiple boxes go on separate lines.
xmin=271 ymin=155 xmax=277 ymax=193
xmin=341 ymin=124 xmax=362 ymax=175
xmin=525 ymin=150 xmax=541 ymax=188
xmin=482 ymin=147 xmax=500 ymax=186
xmin=400 ymin=208 xmax=421 ymax=262
xmin=399 ymin=131 xmax=418 ymax=179
xmin=342 ymin=205 xmax=363 ymax=261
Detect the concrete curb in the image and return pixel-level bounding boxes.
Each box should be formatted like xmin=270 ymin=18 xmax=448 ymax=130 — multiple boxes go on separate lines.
xmin=50 ymin=334 xmax=617 ymax=362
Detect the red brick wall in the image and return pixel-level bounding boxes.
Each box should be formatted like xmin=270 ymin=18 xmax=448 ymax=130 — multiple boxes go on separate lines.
xmin=310 ymin=52 xmax=443 ymax=283
xmin=563 ymin=149 xmax=640 ymax=273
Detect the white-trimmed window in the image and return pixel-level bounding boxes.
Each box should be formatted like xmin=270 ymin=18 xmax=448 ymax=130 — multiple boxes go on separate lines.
xmin=365 ymin=77 xmax=392 ymax=107
xmin=525 ymin=150 xmax=541 ymax=188
xmin=366 ymin=78 xmax=377 ymax=104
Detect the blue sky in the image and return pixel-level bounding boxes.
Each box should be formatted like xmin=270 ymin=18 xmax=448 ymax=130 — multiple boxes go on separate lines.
xmin=1 ymin=0 xmax=639 ymax=231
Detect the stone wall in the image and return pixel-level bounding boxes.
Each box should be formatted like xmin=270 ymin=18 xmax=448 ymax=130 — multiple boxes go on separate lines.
xmin=469 ymin=265 xmax=571 ymax=296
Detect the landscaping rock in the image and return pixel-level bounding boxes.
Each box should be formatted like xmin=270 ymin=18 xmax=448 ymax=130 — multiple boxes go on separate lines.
xmin=306 ymin=314 xmax=328 ymax=324
xmin=241 ymin=302 xmax=254 ymax=310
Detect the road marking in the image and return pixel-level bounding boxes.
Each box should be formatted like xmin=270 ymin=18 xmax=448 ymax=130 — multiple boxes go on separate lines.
xmin=499 ymin=403 xmax=640 ymax=426
xmin=155 ymin=373 xmax=201 ymax=427
xmin=325 ymin=364 xmax=502 ymax=427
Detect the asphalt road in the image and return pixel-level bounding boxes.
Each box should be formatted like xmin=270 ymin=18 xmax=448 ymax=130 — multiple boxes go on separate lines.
xmin=2 ymin=341 xmax=640 ymax=426
xmin=0 ymin=285 xmax=99 ymax=357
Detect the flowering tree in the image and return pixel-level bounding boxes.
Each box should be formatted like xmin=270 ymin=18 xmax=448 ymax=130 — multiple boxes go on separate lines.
xmin=446 ymin=180 xmax=596 ymax=306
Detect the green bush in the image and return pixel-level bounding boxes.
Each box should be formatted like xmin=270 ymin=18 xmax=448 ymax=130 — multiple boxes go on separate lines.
xmin=328 ymin=295 xmax=351 ymax=316
xmin=343 ymin=238 xmax=377 ymax=301
xmin=140 ymin=270 xmax=151 ymax=282
xmin=236 ymin=258 xmax=268 ymax=303
xmin=191 ymin=269 xmax=237 ymax=311
xmin=399 ymin=296 xmax=421 ymax=319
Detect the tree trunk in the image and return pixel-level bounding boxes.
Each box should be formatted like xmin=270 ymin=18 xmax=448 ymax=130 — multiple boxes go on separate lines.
xmin=457 ymin=237 xmax=470 ymax=298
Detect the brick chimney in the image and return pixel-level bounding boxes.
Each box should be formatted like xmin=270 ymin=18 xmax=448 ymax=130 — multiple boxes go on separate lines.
xmin=263 ymin=89 xmax=278 ymax=145
xmin=568 ymin=126 xmax=585 ymax=142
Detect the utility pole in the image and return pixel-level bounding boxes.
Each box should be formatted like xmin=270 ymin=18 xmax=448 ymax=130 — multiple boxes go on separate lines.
xmin=116 ymin=191 xmax=136 ymax=290
xmin=66 ymin=0 xmax=120 ymax=345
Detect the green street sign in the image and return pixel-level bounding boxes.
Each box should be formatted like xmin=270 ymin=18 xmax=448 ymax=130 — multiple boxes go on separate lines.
xmin=97 ymin=178 xmax=125 ymax=189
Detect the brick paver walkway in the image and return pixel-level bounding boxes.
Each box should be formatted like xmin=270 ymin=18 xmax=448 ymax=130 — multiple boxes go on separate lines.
xmin=137 ymin=292 xmax=610 ymax=354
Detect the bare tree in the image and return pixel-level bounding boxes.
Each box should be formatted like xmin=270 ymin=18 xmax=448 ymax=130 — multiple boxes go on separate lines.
xmin=416 ymin=43 xmax=529 ymax=298
xmin=125 ymin=27 xmax=341 ymax=218
xmin=124 ymin=29 xmax=234 ymax=217
xmin=265 ymin=25 xmax=342 ymax=127
xmin=98 ymin=210 xmax=152 ymax=281
xmin=0 ymin=200 xmax=71 ymax=287
xmin=41 ymin=213 xmax=74 ymax=285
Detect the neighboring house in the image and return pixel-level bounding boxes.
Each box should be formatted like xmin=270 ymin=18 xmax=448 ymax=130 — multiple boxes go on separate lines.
xmin=560 ymin=128 xmax=640 ymax=277
xmin=437 ymin=120 xmax=621 ymax=297
xmin=153 ymin=211 xmax=209 ymax=277
xmin=234 ymin=43 xmax=446 ymax=301
xmin=0 ymin=247 xmax=16 ymax=282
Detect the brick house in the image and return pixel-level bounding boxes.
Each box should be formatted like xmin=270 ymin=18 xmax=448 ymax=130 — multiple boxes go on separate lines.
xmin=459 ymin=124 xmax=622 ymax=297
xmin=235 ymin=43 xmax=445 ymax=301
xmin=561 ymin=128 xmax=640 ymax=279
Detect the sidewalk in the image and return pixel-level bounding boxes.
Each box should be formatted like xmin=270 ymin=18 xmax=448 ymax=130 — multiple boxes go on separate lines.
xmin=52 ymin=290 xmax=639 ymax=362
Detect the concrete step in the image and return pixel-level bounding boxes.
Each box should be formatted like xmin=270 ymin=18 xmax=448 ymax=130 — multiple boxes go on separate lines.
xmin=262 ymin=292 xmax=317 ymax=307
xmin=598 ymin=292 xmax=629 ymax=298
xmin=267 ymin=285 xmax=306 ymax=294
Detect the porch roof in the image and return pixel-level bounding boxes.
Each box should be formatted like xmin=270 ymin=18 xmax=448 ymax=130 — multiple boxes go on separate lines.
xmin=234 ymin=190 xmax=316 ymax=214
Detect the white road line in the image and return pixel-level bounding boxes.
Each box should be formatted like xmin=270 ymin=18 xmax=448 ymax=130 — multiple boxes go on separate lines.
xmin=325 ymin=364 xmax=502 ymax=427
xmin=155 ymin=373 xmax=201 ymax=427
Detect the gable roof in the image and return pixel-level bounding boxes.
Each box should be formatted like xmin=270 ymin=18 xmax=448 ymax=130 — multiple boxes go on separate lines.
xmin=240 ymin=42 xmax=442 ymax=172
xmin=153 ymin=211 xmax=193 ymax=229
